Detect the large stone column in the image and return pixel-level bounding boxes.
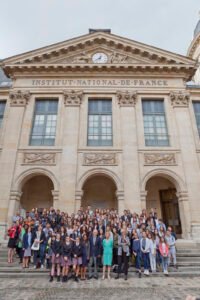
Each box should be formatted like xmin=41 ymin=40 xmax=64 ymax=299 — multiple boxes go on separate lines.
xmin=0 ymin=90 xmax=30 ymax=229
xmin=170 ymin=91 xmax=200 ymax=239
xmin=117 ymin=91 xmax=141 ymax=212
xmin=59 ymin=90 xmax=83 ymax=213
xmin=116 ymin=191 xmax=125 ymax=214
xmin=7 ymin=191 xmax=22 ymax=225
xmin=75 ymin=190 xmax=83 ymax=212
xmin=176 ymin=191 xmax=191 ymax=239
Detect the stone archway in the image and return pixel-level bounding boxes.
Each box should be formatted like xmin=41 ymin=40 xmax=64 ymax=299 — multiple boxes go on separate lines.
xmin=8 ymin=168 xmax=59 ymax=222
xmin=76 ymin=168 xmax=124 ymax=213
xmin=20 ymin=175 xmax=54 ymax=211
xmin=82 ymin=175 xmax=117 ymax=210
xmin=141 ymin=169 xmax=190 ymax=238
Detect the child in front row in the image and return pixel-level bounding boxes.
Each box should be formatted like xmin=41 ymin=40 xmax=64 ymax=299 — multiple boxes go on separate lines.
xmin=72 ymin=236 xmax=83 ymax=282
xmin=61 ymin=236 xmax=72 ymax=282
xmin=49 ymin=233 xmax=62 ymax=282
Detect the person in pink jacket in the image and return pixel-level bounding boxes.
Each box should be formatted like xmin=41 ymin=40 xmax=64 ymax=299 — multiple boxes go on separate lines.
xmin=159 ymin=237 xmax=169 ymax=276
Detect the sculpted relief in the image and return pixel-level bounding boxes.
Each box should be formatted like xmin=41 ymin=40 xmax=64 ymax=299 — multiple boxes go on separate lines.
xmin=144 ymin=153 xmax=176 ymax=165
xmin=23 ymin=153 xmax=56 ymax=165
xmin=83 ymin=153 xmax=117 ymax=166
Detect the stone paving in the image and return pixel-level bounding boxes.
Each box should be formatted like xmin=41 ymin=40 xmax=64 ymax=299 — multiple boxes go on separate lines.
xmin=0 ymin=276 xmax=200 ymax=300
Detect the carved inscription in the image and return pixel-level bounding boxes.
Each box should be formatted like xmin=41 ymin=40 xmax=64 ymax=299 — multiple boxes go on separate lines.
xmin=144 ymin=153 xmax=176 ymax=165
xmin=83 ymin=153 xmax=117 ymax=165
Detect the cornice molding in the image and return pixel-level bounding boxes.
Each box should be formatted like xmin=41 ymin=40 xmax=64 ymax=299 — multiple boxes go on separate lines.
xmin=9 ymin=90 xmax=31 ymax=106
xmin=63 ymin=89 xmax=83 ymax=106
xmin=170 ymin=91 xmax=190 ymax=107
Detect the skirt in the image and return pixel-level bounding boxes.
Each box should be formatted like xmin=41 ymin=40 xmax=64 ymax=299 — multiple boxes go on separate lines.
xmin=61 ymin=256 xmax=72 ymax=267
xmin=82 ymin=254 xmax=88 ymax=267
xmin=8 ymin=238 xmax=16 ymax=249
xmin=24 ymin=246 xmax=31 ymax=257
xmin=72 ymin=257 xmax=82 ymax=266
xmin=51 ymin=253 xmax=61 ymax=264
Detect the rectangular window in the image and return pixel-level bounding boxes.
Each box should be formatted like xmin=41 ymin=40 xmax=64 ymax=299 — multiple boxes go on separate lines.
xmin=30 ymin=99 xmax=58 ymax=146
xmin=0 ymin=101 xmax=6 ymax=128
xmin=142 ymin=99 xmax=169 ymax=146
xmin=87 ymin=99 xmax=112 ymax=146
xmin=193 ymin=102 xmax=200 ymax=137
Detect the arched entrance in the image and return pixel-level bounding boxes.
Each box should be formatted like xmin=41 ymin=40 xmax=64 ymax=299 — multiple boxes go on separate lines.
xmin=20 ymin=175 xmax=54 ymax=211
xmin=82 ymin=175 xmax=117 ymax=210
xmin=146 ymin=176 xmax=182 ymax=235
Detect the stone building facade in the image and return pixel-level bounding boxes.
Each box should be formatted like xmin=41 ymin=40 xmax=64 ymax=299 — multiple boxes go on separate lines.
xmin=0 ymin=22 xmax=200 ymax=241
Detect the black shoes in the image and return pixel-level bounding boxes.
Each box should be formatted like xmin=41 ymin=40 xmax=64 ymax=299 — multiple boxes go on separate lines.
xmin=57 ymin=276 xmax=61 ymax=282
xmin=74 ymin=276 xmax=79 ymax=282
xmin=115 ymin=274 xmax=119 ymax=280
xmin=124 ymin=275 xmax=127 ymax=281
xmin=139 ymin=272 xmax=141 ymax=278
xmin=49 ymin=276 xmax=53 ymax=282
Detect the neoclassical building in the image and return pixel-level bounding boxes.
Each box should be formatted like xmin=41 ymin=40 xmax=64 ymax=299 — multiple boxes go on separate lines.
xmin=0 ymin=21 xmax=200 ymax=241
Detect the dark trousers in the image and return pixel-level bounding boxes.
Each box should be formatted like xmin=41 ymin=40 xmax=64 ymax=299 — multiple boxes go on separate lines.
xmin=135 ymin=253 xmax=141 ymax=270
xmin=117 ymin=252 xmax=129 ymax=276
xmin=113 ymin=248 xmax=118 ymax=265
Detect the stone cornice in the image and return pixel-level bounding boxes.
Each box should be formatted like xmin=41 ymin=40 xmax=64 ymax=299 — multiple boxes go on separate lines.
xmin=170 ymin=91 xmax=190 ymax=107
xmin=9 ymin=90 xmax=31 ymax=106
xmin=187 ymin=32 xmax=200 ymax=58
xmin=63 ymin=89 xmax=83 ymax=106
xmin=116 ymin=90 xmax=137 ymax=106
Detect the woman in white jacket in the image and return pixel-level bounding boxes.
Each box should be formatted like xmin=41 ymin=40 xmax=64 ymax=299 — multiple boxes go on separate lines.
xmin=148 ymin=233 xmax=157 ymax=273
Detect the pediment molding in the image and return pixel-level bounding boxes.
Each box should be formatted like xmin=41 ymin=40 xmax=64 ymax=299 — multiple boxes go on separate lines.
xmin=2 ymin=32 xmax=195 ymax=66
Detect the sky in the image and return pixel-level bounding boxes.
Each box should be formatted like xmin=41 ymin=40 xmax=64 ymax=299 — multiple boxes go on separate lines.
xmin=0 ymin=0 xmax=199 ymax=59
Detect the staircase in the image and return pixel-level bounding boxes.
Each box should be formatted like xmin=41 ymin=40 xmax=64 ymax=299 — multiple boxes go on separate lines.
xmin=0 ymin=240 xmax=200 ymax=278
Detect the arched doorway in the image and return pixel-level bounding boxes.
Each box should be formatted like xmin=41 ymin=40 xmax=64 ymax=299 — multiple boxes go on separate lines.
xmin=146 ymin=176 xmax=182 ymax=235
xmin=82 ymin=175 xmax=117 ymax=210
xmin=20 ymin=175 xmax=54 ymax=211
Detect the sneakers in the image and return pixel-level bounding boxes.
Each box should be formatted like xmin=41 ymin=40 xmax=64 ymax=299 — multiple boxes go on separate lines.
xmin=33 ymin=266 xmax=36 ymax=269
xmin=144 ymin=270 xmax=149 ymax=276
xmin=164 ymin=270 xmax=169 ymax=276
xmin=41 ymin=264 xmax=44 ymax=269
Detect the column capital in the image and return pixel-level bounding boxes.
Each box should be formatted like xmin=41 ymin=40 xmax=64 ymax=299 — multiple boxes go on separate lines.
xmin=9 ymin=90 xmax=31 ymax=107
xmin=51 ymin=190 xmax=59 ymax=201
xmin=63 ymin=90 xmax=83 ymax=107
xmin=116 ymin=90 xmax=137 ymax=107
xmin=10 ymin=190 xmax=22 ymax=202
xmin=170 ymin=91 xmax=190 ymax=108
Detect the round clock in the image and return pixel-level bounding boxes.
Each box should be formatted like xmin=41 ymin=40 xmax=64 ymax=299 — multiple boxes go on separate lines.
xmin=92 ymin=52 xmax=108 ymax=64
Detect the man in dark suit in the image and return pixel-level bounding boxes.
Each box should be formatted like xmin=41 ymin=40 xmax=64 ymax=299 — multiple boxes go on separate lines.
xmin=88 ymin=229 xmax=101 ymax=279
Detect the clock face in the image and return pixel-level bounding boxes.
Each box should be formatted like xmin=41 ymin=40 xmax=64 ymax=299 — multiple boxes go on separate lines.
xmin=92 ymin=52 xmax=108 ymax=64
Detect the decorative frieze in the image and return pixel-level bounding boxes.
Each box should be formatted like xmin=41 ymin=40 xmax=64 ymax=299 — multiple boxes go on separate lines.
xmin=63 ymin=90 xmax=83 ymax=106
xmin=9 ymin=90 xmax=31 ymax=107
xmin=83 ymin=153 xmax=117 ymax=166
xmin=144 ymin=153 xmax=176 ymax=165
xmin=23 ymin=152 xmax=56 ymax=165
xmin=116 ymin=90 xmax=137 ymax=107
xmin=170 ymin=91 xmax=190 ymax=107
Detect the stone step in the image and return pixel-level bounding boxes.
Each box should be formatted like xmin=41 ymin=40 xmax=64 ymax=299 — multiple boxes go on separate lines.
xmin=0 ymin=271 xmax=200 ymax=279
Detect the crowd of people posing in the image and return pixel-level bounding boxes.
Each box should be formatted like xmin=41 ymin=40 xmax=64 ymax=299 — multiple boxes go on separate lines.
xmin=7 ymin=206 xmax=177 ymax=282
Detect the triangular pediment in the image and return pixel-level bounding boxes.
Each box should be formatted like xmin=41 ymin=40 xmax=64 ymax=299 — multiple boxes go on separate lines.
xmin=1 ymin=31 xmax=195 ymax=66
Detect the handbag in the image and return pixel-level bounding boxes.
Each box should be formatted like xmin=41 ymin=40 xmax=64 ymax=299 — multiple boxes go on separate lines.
xmin=31 ymin=239 xmax=40 ymax=251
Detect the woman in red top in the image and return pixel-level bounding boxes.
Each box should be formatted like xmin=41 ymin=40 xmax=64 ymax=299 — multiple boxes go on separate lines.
xmin=159 ymin=237 xmax=169 ymax=276
xmin=7 ymin=223 xmax=18 ymax=263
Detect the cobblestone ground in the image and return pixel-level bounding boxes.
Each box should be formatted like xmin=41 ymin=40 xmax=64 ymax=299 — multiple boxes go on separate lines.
xmin=0 ymin=276 xmax=200 ymax=300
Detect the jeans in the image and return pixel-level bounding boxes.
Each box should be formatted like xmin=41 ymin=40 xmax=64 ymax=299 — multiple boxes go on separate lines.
xmin=162 ymin=256 xmax=168 ymax=272
xmin=168 ymin=246 xmax=177 ymax=265
xmin=149 ymin=253 xmax=156 ymax=272
xmin=39 ymin=244 xmax=46 ymax=265
xmin=88 ymin=256 xmax=98 ymax=277
xmin=142 ymin=252 xmax=150 ymax=270
xmin=135 ymin=253 xmax=141 ymax=270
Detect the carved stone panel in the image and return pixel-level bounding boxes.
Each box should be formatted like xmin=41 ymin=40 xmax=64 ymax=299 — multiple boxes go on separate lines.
xmin=144 ymin=153 xmax=176 ymax=165
xmin=170 ymin=91 xmax=190 ymax=107
xmin=83 ymin=153 xmax=117 ymax=166
xmin=9 ymin=90 xmax=31 ymax=107
xmin=116 ymin=90 xmax=137 ymax=107
xmin=23 ymin=153 xmax=56 ymax=165
xmin=63 ymin=90 xmax=83 ymax=106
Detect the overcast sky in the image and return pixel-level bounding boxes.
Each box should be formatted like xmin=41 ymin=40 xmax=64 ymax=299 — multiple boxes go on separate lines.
xmin=0 ymin=0 xmax=199 ymax=59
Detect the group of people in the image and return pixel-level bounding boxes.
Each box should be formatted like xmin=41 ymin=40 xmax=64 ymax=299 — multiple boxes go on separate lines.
xmin=7 ymin=206 xmax=177 ymax=282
